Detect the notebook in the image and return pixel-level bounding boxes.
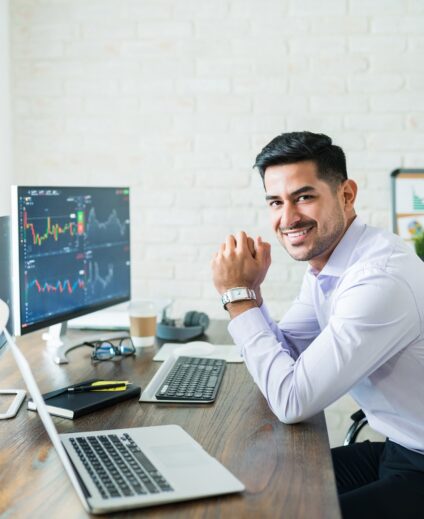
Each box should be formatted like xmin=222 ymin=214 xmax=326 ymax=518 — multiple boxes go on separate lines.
xmin=0 ymin=299 xmax=244 ymax=514
xmin=27 ymin=379 xmax=141 ymax=419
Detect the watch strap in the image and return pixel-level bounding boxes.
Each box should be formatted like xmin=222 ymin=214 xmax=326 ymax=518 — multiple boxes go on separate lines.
xmin=221 ymin=287 xmax=256 ymax=309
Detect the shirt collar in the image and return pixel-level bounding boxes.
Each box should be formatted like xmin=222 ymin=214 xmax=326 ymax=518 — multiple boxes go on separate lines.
xmin=308 ymin=216 xmax=367 ymax=280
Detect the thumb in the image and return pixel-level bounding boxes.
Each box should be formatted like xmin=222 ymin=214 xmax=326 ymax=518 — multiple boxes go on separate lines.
xmin=255 ymin=236 xmax=271 ymax=263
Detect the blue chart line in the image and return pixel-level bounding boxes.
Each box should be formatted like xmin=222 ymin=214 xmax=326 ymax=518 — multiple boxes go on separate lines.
xmin=24 ymin=271 xmax=86 ymax=323
xmin=87 ymin=261 xmax=114 ymax=296
xmin=86 ymin=208 xmax=128 ymax=244
xmin=27 ymin=277 xmax=85 ymax=294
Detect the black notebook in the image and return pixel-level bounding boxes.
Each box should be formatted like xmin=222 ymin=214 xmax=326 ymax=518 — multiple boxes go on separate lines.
xmin=27 ymin=378 xmax=141 ymax=419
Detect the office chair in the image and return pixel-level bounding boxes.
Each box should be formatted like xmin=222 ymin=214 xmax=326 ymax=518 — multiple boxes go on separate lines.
xmin=343 ymin=409 xmax=368 ymax=446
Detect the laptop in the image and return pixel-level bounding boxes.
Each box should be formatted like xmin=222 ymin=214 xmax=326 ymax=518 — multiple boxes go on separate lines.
xmin=0 ymin=299 xmax=244 ymax=514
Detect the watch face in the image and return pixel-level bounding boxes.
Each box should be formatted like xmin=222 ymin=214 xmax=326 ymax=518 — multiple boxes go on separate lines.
xmin=222 ymin=287 xmax=254 ymax=309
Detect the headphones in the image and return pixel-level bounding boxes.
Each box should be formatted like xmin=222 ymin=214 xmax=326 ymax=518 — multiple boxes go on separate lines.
xmin=156 ymin=308 xmax=210 ymax=342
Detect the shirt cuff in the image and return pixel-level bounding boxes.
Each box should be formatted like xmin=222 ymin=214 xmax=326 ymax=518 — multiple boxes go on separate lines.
xmin=259 ymin=303 xmax=276 ymax=327
xmin=228 ymin=306 xmax=271 ymax=345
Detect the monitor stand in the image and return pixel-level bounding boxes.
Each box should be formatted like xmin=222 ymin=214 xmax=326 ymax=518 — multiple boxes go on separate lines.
xmin=43 ymin=322 xmax=125 ymax=365
xmin=0 ymin=389 xmax=26 ymax=419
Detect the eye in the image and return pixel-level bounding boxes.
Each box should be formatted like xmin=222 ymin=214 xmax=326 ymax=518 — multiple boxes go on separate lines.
xmin=296 ymin=195 xmax=314 ymax=202
xmin=268 ymin=200 xmax=282 ymax=209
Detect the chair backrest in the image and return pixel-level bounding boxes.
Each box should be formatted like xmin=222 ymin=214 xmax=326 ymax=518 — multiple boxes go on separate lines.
xmin=344 ymin=409 xmax=368 ymax=446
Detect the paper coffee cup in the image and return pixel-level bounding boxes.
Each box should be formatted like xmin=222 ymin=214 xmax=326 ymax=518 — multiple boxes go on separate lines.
xmin=129 ymin=301 xmax=157 ymax=348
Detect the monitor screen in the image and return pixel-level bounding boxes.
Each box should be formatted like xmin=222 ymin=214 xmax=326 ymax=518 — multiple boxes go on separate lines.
xmin=11 ymin=186 xmax=131 ymax=335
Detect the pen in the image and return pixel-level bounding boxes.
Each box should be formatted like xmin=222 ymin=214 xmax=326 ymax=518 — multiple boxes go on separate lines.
xmin=68 ymin=382 xmax=129 ymax=393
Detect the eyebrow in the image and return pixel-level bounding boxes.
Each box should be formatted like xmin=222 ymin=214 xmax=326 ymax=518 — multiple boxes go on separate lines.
xmin=265 ymin=185 xmax=317 ymax=201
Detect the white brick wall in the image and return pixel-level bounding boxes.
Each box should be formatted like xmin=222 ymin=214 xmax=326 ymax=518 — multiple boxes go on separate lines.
xmin=9 ymin=0 xmax=424 ymax=319
xmin=0 ymin=0 xmax=12 ymax=216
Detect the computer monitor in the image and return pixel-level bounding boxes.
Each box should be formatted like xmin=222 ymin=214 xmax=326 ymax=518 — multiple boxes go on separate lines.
xmin=0 ymin=216 xmax=13 ymax=347
xmin=11 ymin=186 xmax=131 ymax=363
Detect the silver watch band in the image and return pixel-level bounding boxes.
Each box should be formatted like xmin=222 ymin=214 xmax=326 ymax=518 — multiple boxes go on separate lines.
xmin=221 ymin=287 xmax=256 ymax=309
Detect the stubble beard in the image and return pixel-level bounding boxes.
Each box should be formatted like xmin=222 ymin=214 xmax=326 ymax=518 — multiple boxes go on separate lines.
xmin=278 ymin=213 xmax=346 ymax=263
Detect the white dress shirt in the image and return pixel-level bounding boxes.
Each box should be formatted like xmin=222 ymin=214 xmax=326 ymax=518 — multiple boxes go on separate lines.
xmin=229 ymin=217 xmax=424 ymax=452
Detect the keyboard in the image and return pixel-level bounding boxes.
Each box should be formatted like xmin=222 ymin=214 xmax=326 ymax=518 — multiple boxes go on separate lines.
xmin=155 ymin=356 xmax=226 ymax=402
xmin=69 ymin=432 xmax=173 ymax=499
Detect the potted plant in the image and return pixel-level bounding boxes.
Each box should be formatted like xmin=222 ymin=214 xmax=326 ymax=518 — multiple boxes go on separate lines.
xmin=413 ymin=232 xmax=424 ymax=260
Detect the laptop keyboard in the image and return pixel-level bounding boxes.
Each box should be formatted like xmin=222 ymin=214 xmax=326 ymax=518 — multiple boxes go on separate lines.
xmin=155 ymin=356 xmax=226 ymax=402
xmin=69 ymin=432 xmax=173 ymax=499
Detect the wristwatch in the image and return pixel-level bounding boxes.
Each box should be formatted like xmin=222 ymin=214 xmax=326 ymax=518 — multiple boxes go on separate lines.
xmin=221 ymin=287 xmax=256 ymax=310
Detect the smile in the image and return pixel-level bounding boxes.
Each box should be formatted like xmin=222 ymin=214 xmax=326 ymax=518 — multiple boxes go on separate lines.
xmin=282 ymin=226 xmax=314 ymax=244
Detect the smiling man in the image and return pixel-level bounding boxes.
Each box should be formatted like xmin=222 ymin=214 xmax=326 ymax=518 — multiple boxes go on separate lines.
xmin=211 ymin=132 xmax=424 ymax=519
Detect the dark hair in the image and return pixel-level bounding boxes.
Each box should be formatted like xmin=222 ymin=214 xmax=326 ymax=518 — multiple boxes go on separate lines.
xmin=254 ymin=131 xmax=347 ymax=188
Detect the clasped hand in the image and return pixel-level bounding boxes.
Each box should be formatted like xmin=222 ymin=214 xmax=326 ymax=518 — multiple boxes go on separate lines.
xmin=211 ymin=231 xmax=271 ymax=305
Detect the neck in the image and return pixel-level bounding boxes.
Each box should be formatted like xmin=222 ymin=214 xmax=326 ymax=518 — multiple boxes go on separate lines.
xmin=308 ymin=213 xmax=357 ymax=273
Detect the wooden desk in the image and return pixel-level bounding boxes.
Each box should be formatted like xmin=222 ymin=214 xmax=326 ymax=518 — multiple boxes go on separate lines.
xmin=0 ymin=321 xmax=341 ymax=518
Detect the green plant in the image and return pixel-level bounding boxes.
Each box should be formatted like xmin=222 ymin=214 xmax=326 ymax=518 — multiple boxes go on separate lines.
xmin=413 ymin=232 xmax=424 ymax=259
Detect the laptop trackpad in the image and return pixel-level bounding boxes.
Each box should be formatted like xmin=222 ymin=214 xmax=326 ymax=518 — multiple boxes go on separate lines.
xmin=151 ymin=444 xmax=209 ymax=467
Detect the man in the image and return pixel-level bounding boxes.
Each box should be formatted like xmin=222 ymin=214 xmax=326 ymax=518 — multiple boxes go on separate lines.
xmin=211 ymin=132 xmax=424 ymax=518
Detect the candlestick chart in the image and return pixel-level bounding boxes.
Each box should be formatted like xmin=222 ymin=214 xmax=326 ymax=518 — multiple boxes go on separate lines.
xmin=17 ymin=187 xmax=130 ymax=329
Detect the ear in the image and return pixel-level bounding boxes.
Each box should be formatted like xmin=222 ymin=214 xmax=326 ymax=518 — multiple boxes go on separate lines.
xmin=340 ymin=179 xmax=357 ymax=212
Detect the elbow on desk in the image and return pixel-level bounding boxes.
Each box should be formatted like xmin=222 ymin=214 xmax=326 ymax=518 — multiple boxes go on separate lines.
xmin=275 ymin=410 xmax=305 ymax=425
xmin=261 ymin=370 xmax=318 ymax=424
xmin=276 ymin=407 xmax=320 ymax=425
xmin=279 ymin=415 xmax=303 ymax=425
xmin=270 ymin=393 xmax=314 ymax=425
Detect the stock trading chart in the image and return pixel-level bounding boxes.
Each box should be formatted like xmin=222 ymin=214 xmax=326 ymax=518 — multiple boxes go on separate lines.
xmin=18 ymin=187 xmax=130 ymax=329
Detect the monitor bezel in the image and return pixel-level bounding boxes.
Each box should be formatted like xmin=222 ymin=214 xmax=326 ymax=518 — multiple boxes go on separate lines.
xmin=11 ymin=185 xmax=131 ymax=336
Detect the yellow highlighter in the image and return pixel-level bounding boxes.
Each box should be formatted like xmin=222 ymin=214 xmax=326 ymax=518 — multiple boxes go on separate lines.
xmin=68 ymin=381 xmax=130 ymax=393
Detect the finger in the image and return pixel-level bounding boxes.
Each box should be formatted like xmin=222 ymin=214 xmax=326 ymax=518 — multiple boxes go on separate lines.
xmin=235 ymin=231 xmax=248 ymax=251
xmin=256 ymin=237 xmax=271 ymax=261
xmin=255 ymin=236 xmax=271 ymax=250
xmin=256 ymin=236 xmax=269 ymax=249
xmin=247 ymin=236 xmax=256 ymax=257
xmin=225 ymin=234 xmax=236 ymax=251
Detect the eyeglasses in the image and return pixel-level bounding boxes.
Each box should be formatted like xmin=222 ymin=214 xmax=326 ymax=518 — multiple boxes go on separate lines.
xmin=84 ymin=337 xmax=135 ymax=361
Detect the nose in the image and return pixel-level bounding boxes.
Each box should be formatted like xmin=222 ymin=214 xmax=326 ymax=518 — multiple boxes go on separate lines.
xmin=279 ymin=202 xmax=302 ymax=231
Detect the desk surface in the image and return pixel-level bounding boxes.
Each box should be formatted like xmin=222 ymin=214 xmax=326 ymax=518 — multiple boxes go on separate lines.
xmin=0 ymin=321 xmax=340 ymax=519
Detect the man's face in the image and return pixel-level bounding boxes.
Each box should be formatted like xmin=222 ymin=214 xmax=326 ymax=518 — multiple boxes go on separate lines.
xmin=264 ymin=160 xmax=353 ymax=271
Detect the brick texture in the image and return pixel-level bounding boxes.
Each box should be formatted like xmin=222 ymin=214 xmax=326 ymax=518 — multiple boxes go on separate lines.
xmin=10 ymin=0 xmax=424 ymax=319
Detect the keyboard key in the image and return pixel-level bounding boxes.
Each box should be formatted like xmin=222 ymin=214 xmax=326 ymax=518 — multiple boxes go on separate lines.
xmin=69 ymin=433 xmax=173 ymax=499
xmin=155 ymin=356 xmax=226 ymax=402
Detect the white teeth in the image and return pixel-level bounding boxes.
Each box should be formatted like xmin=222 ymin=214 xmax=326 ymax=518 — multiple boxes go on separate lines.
xmin=284 ymin=229 xmax=309 ymax=238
